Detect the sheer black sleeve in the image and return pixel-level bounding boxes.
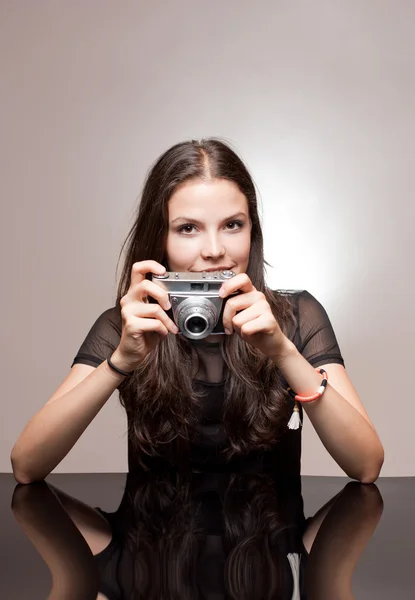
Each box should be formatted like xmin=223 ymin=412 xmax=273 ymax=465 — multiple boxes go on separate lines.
xmin=70 ymin=306 xmax=122 ymax=369
xmin=297 ymin=291 xmax=345 ymax=369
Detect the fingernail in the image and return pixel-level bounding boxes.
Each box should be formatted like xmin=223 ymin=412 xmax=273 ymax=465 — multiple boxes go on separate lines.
xmin=172 ymin=324 xmax=179 ymax=333
xmin=225 ymin=328 xmax=231 ymax=335
xmin=219 ymin=288 xmax=225 ymax=297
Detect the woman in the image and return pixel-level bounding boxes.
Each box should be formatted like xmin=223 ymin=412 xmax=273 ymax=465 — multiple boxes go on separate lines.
xmin=10 ymin=138 xmax=384 ymax=482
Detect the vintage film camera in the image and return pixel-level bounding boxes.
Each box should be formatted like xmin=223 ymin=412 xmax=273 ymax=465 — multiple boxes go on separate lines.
xmin=151 ymin=270 xmax=238 ymax=340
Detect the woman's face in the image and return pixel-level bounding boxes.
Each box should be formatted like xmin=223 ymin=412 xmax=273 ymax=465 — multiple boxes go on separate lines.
xmin=165 ymin=178 xmax=251 ymax=274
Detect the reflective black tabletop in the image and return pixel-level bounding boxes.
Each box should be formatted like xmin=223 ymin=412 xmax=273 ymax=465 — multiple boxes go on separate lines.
xmin=2 ymin=473 xmax=414 ymax=599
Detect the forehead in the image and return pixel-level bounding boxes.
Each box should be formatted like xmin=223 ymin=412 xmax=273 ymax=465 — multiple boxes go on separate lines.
xmin=168 ymin=178 xmax=248 ymax=216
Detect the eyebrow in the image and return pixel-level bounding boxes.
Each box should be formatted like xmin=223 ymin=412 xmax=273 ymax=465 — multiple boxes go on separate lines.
xmin=170 ymin=212 xmax=248 ymax=226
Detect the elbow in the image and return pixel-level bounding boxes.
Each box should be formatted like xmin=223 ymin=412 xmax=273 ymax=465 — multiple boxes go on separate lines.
xmin=343 ymin=437 xmax=385 ymax=484
xmin=10 ymin=456 xmax=29 ymax=485
xmin=10 ymin=448 xmax=42 ymax=485
xmin=12 ymin=471 xmax=38 ymax=485
xmin=350 ymin=469 xmax=381 ymax=485
xmin=359 ymin=471 xmax=381 ymax=485
xmin=356 ymin=444 xmax=385 ymax=485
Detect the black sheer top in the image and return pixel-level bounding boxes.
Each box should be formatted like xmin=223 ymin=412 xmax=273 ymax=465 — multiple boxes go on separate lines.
xmin=71 ymin=290 xmax=344 ymax=474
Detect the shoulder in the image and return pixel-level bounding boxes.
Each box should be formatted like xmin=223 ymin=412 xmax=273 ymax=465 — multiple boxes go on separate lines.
xmin=82 ymin=304 xmax=123 ymax=342
xmin=86 ymin=304 xmax=123 ymax=348
xmin=272 ymin=288 xmax=321 ymax=303
xmin=91 ymin=305 xmax=122 ymax=331
xmin=270 ymin=289 xmax=339 ymax=355
xmin=272 ymin=289 xmax=330 ymax=319
xmin=269 ymin=288 xmax=322 ymax=322
xmin=270 ymin=288 xmax=309 ymax=303
xmin=71 ymin=305 xmax=122 ymax=369
xmin=78 ymin=305 xmax=122 ymax=341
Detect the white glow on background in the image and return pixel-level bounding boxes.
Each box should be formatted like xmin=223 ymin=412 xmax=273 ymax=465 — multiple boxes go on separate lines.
xmin=250 ymin=160 xmax=345 ymax=304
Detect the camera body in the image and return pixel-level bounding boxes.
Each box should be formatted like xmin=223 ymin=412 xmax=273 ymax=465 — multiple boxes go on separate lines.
xmin=151 ymin=270 xmax=238 ymax=340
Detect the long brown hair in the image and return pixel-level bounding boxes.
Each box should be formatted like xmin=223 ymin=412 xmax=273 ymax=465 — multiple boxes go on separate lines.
xmin=115 ymin=139 xmax=297 ymax=468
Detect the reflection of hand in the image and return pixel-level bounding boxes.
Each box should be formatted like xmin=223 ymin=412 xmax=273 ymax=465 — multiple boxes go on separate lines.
xmin=11 ymin=482 xmax=99 ymax=600
xmin=304 ymin=482 xmax=384 ymax=600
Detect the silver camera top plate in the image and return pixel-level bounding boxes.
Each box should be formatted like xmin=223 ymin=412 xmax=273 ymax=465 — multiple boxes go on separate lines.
xmin=152 ymin=270 xmax=236 ymax=294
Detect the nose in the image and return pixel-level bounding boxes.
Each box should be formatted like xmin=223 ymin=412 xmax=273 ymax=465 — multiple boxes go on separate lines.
xmin=201 ymin=232 xmax=226 ymax=260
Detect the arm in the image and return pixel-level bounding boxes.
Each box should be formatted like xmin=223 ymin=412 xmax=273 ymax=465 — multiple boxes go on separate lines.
xmin=11 ymin=482 xmax=99 ymax=600
xmin=273 ymin=338 xmax=384 ymax=483
xmin=304 ymin=482 xmax=384 ymax=600
xmin=10 ymin=351 xmax=128 ymax=484
xmin=301 ymin=490 xmax=343 ymax=555
xmin=46 ymin=483 xmax=112 ymax=555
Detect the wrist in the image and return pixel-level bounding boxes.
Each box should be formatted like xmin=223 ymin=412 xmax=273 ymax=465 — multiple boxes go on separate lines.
xmin=270 ymin=336 xmax=297 ymax=364
xmin=107 ymin=348 xmax=136 ymax=376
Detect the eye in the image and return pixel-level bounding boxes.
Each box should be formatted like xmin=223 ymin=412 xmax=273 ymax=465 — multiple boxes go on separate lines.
xmin=226 ymin=220 xmax=244 ymax=230
xmin=177 ymin=224 xmax=197 ymax=234
xmin=176 ymin=220 xmax=245 ymax=235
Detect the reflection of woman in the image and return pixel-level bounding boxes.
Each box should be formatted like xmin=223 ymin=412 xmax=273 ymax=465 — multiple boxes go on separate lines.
xmin=95 ymin=471 xmax=310 ymax=599
xmin=11 ymin=138 xmax=383 ymax=481
xmin=11 ymin=471 xmax=384 ymax=600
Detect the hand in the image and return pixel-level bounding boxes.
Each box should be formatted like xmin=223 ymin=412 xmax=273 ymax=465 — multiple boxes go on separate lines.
xmin=112 ymin=260 xmax=179 ymax=372
xmin=220 ymin=273 xmax=289 ymax=360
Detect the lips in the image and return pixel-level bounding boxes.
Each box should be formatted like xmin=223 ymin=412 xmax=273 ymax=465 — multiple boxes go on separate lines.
xmin=193 ymin=266 xmax=234 ymax=272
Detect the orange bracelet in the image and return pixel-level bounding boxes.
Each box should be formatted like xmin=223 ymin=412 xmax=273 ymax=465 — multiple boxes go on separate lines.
xmin=287 ymin=368 xmax=328 ymax=430
xmin=287 ymin=368 xmax=328 ymax=403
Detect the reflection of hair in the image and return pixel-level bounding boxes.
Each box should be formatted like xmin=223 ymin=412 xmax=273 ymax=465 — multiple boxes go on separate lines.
xmin=115 ymin=139 xmax=297 ymax=468
xmin=223 ymin=474 xmax=301 ymax=600
xmin=116 ymin=470 xmax=204 ymax=600
xmin=109 ymin=471 xmax=302 ymax=599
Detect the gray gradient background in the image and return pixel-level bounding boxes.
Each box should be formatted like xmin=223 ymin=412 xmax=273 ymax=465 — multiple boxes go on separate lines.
xmin=1 ymin=1 xmax=413 ymax=475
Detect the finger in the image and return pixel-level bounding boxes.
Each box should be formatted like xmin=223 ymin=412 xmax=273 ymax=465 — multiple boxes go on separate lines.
xmin=219 ymin=273 xmax=255 ymax=299
xmin=131 ymin=279 xmax=171 ymax=309
xmin=222 ymin=291 xmax=265 ymax=333
xmin=125 ymin=301 xmax=178 ymax=334
xmin=128 ymin=261 xmax=166 ymax=292
xmin=225 ymin=314 xmax=272 ymax=342
xmin=232 ymin=305 xmax=273 ymax=333
xmin=131 ymin=316 xmax=170 ymax=338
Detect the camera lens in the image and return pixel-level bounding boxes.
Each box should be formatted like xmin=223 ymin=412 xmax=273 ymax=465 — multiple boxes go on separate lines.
xmin=185 ymin=315 xmax=208 ymax=335
xmin=175 ymin=297 xmax=218 ymax=339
